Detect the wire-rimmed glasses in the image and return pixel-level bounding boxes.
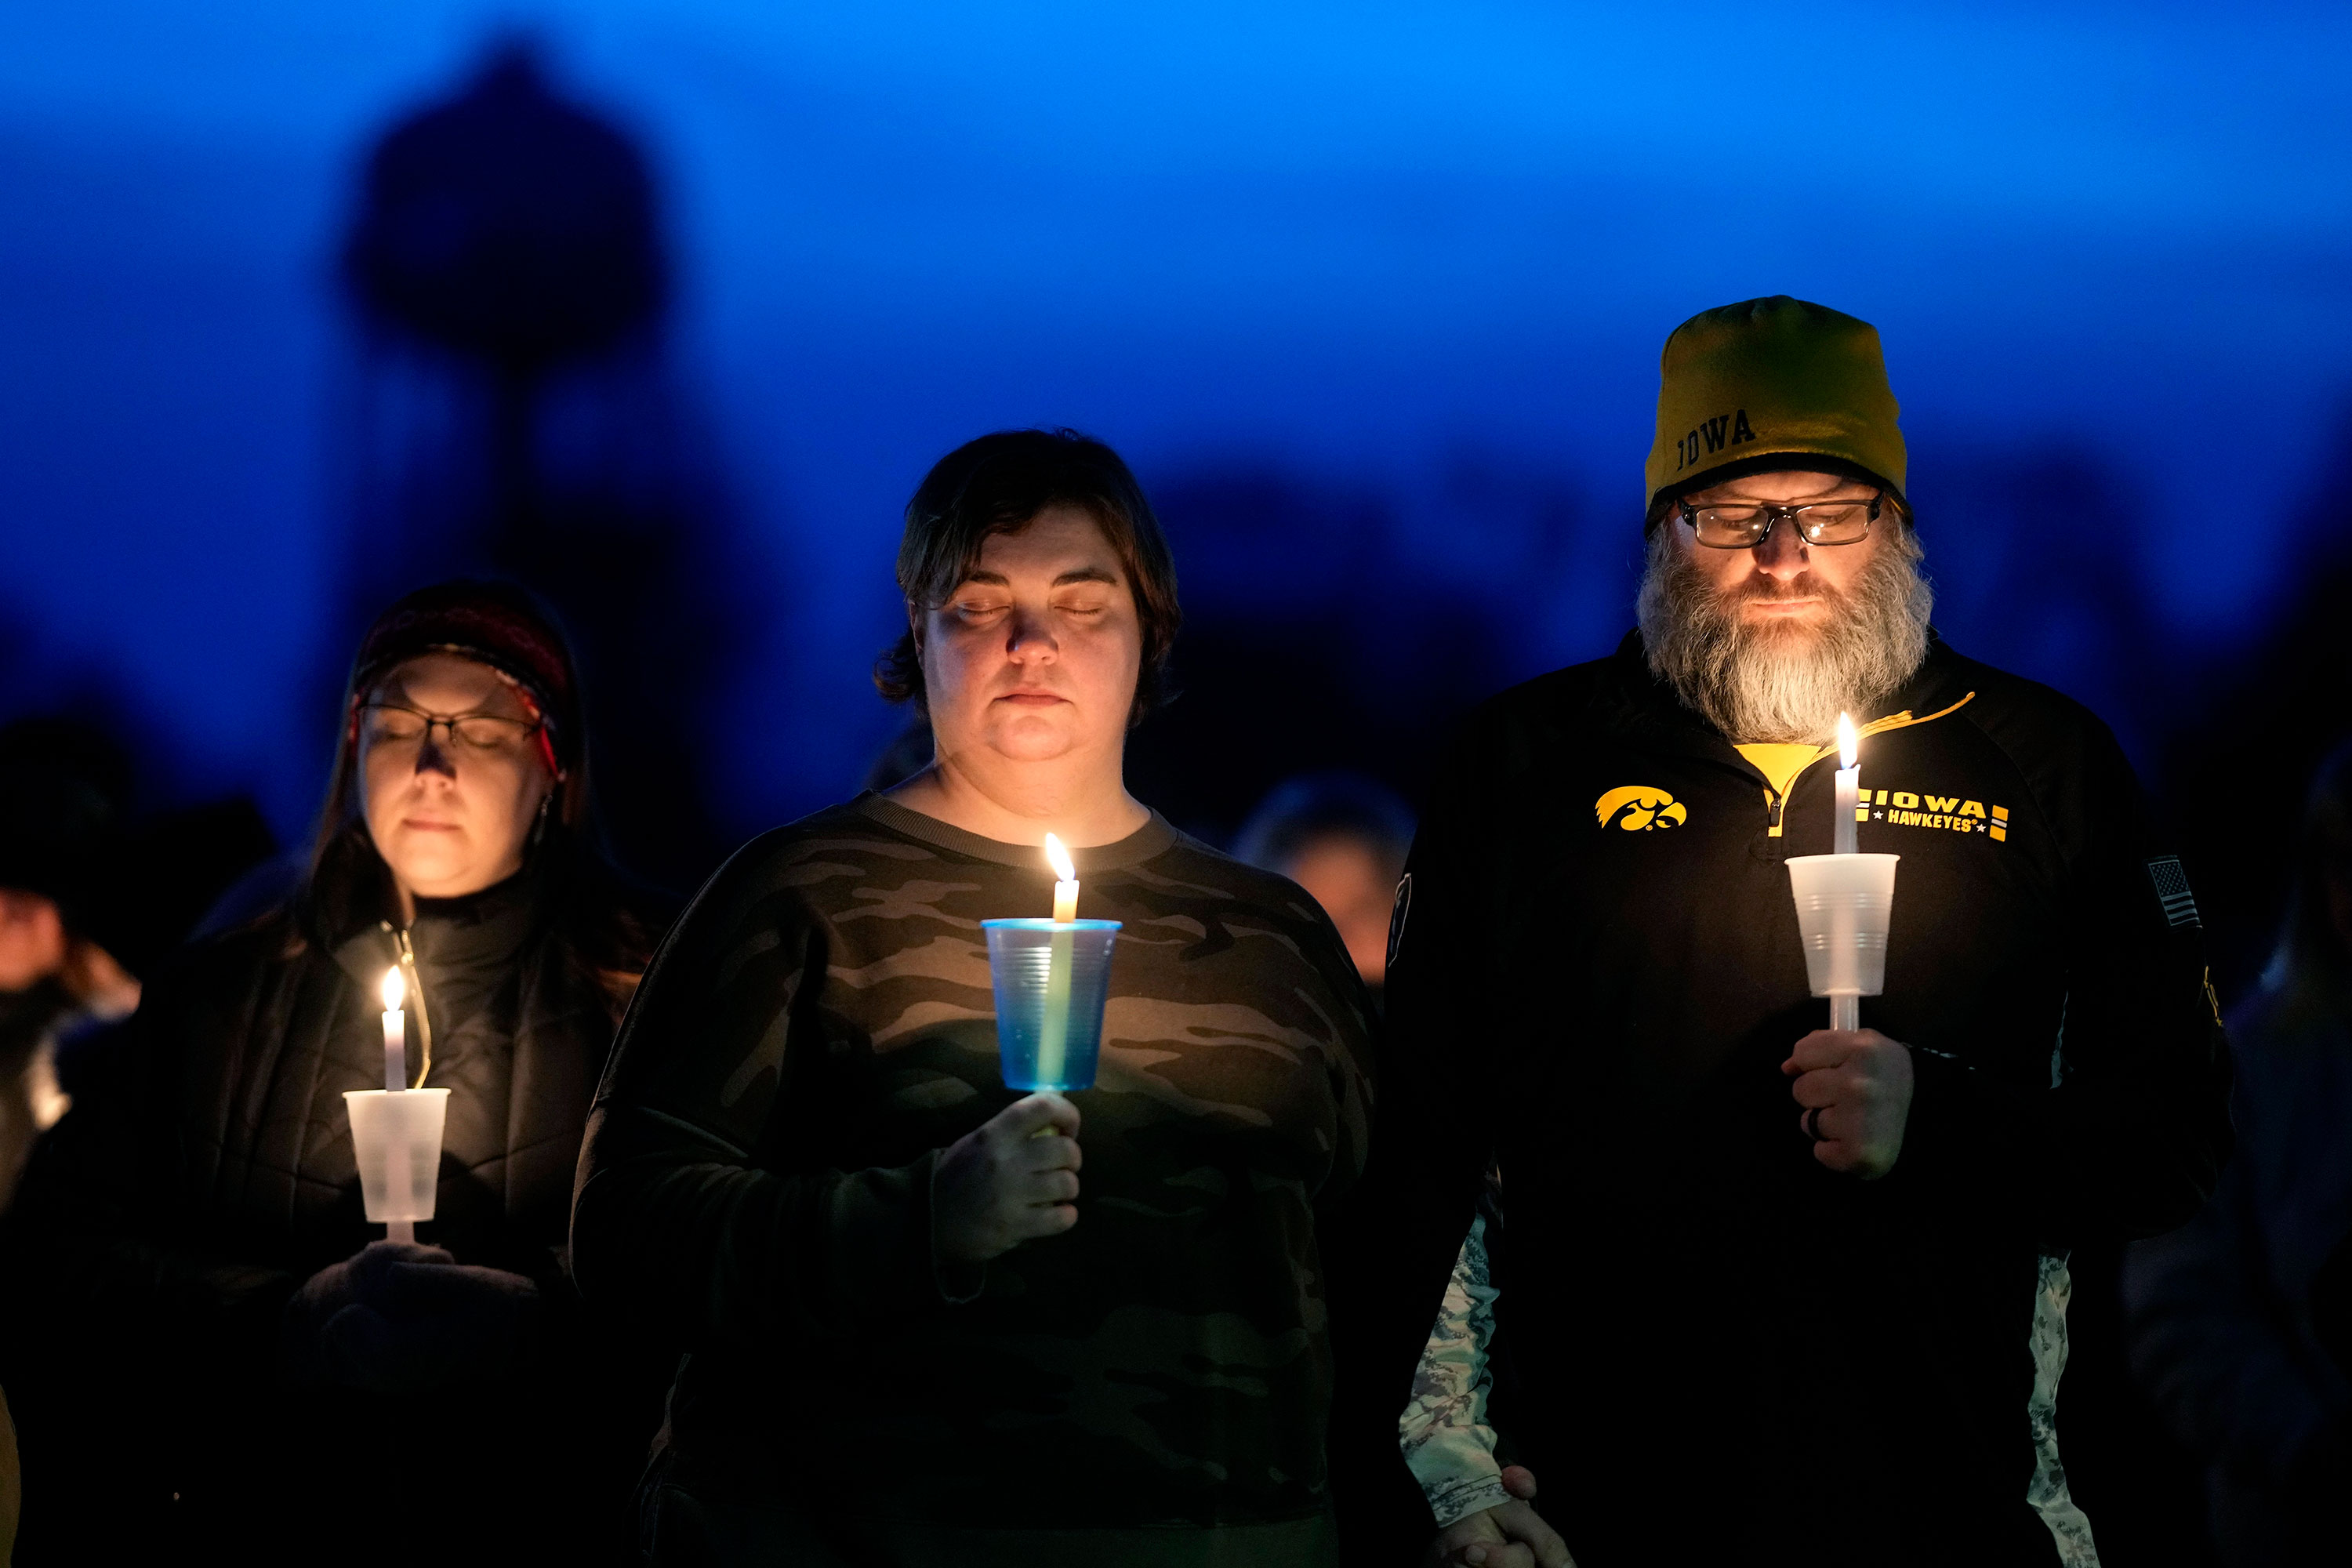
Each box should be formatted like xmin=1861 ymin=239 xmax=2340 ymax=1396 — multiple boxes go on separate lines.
xmin=359 ymin=702 xmax=543 ymax=755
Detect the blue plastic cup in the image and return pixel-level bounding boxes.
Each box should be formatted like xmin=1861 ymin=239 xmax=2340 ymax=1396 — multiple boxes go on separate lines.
xmin=982 ymin=918 xmax=1121 ymax=1092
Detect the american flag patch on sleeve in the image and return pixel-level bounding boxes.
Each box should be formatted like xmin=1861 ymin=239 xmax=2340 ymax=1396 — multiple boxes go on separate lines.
xmin=2146 ymin=855 xmax=2200 ymax=928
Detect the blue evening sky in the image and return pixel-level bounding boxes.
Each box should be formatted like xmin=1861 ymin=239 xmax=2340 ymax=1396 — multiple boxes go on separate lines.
xmin=2 ymin=1 xmax=2347 ymax=834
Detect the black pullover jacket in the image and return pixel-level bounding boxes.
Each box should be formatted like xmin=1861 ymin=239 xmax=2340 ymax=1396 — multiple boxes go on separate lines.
xmin=0 ymin=858 xmax=671 ymax=1564
xmin=1329 ymin=632 xmax=2232 ymax=1568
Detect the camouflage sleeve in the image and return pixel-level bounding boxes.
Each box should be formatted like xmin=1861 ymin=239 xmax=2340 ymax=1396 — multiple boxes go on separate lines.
xmin=1398 ymin=1213 xmax=1511 ymax=1527
xmin=570 ymin=837 xmax=956 ymax=1348
xmin=2027 ymin=1254 xmax=2100 ymax=1568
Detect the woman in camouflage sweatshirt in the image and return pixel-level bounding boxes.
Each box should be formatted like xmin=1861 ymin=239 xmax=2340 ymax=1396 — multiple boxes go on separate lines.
xmin=573 ymin=429 xmax=1375 ymax=1567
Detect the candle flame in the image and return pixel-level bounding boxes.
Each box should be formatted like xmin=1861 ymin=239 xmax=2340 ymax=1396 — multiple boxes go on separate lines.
xmin=380 ymin=966 xmax=405 ymax=1012
xmin=1836 ymin=711 xmax=1858 ymax=771
xmin=1044 ymin=833 xmax=1076 ymax=884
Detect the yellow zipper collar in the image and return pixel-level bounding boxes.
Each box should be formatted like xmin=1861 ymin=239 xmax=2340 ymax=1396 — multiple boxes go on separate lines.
xmin=1761 ymin=691 xmax=1976 ymax=837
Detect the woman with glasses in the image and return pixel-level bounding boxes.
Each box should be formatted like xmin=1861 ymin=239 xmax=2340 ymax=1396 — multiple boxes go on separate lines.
xmin=4 ymin=580 xmax=670 ymax=1564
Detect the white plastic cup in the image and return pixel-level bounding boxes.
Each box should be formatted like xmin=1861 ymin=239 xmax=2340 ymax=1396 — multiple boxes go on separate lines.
xmin=343 ymin=1087 xmax=450 ymax=1223
xmin=1785 ymin=853 xmax=1900 ymax=999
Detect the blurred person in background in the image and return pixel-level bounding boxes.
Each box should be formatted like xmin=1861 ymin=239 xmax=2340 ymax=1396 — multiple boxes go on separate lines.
xmin=1331 ymin=297 xmax=2234 ymax=1567
xmin=572 ymin=428 xmax=1374 ymax=1567
xmin=0 ymin=729 xmax=140 ymax=1566
xmin=0 ymin=984 xmax=75 ymax=1568
xmin=0 ymin=753 xmax=105 ymax=1567
xmin=0 ymin=581 xmax=670 ymax=1566
xmin=0 ymin=718 xmax=278 ymax=1002
xmin=0 ymin=992 xmax=74 ymax=1218
xmin=0 ymin=720 xmax=270 ymax=1565
xmin=2128 ymin=739 xmax=2352 ymax=1565
xmin=1234 ymin=771 xmax=1414 ymax=999
xmin=0 ymin=732 xmax=148 ymax=1039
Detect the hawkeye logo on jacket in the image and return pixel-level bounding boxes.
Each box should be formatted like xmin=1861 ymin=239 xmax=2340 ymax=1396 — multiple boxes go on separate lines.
xmin=1595 ymin=786 xmax=1686 ymax=832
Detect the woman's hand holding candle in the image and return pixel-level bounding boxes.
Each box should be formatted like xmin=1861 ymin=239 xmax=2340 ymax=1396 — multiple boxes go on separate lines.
xmin=935 ymin=1093 xmax=1083 ymax=1262
xmin=1781 ymin=1027 xmax=1915 ymax=1179
xmin=282 ymin=1239 xmax=542 ymax=1393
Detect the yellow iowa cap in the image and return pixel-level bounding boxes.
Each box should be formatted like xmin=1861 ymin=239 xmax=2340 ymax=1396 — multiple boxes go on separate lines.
xmin=1644 ymin=296 xmax=1906 ymax=519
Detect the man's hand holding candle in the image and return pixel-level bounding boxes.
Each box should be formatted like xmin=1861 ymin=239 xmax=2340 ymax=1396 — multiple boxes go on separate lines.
xmin=934 ymin=1091 xmax=1083 ymax=1262
xmin=1782 ymin=1028 xmax=1915 ymax=1179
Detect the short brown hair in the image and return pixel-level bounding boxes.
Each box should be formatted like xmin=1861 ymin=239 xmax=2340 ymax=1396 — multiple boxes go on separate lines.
xmin=875 ymin=429 xmax=1182 ymax=724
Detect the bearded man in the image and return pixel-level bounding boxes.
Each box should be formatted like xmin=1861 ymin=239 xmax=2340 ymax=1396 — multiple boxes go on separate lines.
xmin=1329 ymin=296 xmax=2234 ymax=1568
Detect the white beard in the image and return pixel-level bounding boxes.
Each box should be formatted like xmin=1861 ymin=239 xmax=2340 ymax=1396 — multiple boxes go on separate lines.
xmin=1635 ymin=524 xmax=1934 ymax=744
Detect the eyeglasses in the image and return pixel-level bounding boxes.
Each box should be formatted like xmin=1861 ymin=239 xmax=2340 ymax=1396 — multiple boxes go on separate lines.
xmin=360 ymin=702 xmax=543 ymax=755
xmin=1678 ymin=493 xmax=1886 ymax=549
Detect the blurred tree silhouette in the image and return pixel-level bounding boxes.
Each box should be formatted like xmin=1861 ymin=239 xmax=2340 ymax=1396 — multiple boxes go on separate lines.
xmin=343 ymin=43 xmax=663 ymax=370
xmin=333 ymin=39 xmax=742 ymax=892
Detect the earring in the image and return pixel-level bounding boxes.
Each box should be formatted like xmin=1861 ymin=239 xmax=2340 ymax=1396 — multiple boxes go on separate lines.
xmin=532 ymin=789 xmax=554 ymax=846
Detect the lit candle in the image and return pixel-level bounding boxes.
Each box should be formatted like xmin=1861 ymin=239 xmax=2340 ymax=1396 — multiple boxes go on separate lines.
xmin=1037 ymin=834 xmax=1078 ymax=1087
xmin=380 ymin=967 xmax=408 ymax=1094
xmin=1831 ymin=713 xmax=1860 ymax=1031
xmin=1834 ymin=712 xmax=1860 ymax=858
xmin=378 ymin=966 xmax=416 ymax=1242
xmin=1050 ymin=833 xmax=1079 ymax=924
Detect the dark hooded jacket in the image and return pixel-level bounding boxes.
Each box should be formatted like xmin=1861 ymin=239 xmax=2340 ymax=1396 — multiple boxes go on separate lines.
xmin=2127 ymin=990 xmax=2352 ymax=1564
xmin=0 ymin=840 xmax=671 ymax=1565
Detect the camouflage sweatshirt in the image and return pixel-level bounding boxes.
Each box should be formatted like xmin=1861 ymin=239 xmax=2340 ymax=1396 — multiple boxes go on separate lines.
xmin=572 ymin=794 xmax=1374 ymax=1559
